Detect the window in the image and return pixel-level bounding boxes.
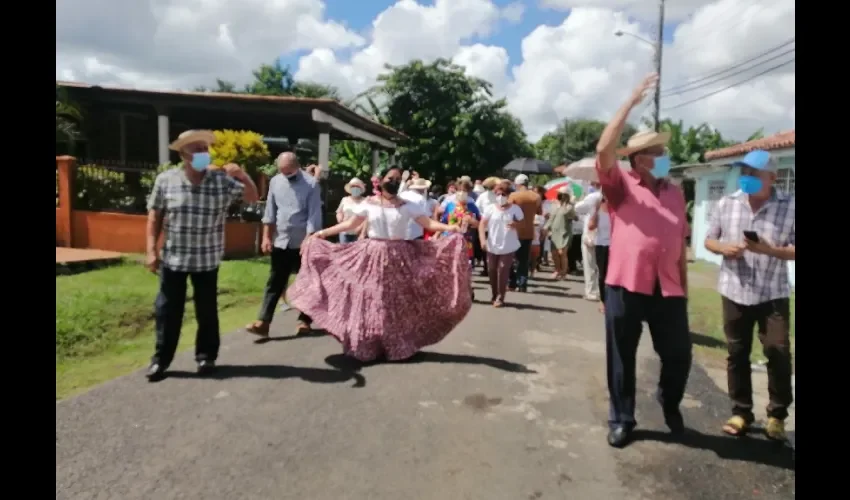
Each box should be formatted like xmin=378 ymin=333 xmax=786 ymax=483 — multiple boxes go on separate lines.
xmin=775 ymin=167 xmax=795 ymax=195
xmin=706 ymin=180 xmax=726 ymax=222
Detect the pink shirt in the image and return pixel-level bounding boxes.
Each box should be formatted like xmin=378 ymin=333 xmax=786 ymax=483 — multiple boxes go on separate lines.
xmin=596 ymin=158 xmax=688 ymax=297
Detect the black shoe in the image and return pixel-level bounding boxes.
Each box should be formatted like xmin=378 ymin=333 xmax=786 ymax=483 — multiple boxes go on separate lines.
xmin=663 ymin=408 xmax=686 ymax=435
xmin=607 ymin=426 xmax=633 ymax=448
xmin=146 ymin=363 xmax=166 ymax=382
xmin=518 ymin=285 xmax=527 ymax=293
xmin=479 ymin=269 xmax=488 ymax=277
xmin=197 ymin=360 xmax=217 ymax=375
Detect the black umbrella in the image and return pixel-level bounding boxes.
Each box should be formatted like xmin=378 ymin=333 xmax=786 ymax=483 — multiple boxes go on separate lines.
xmin=502 ymin=158 xmax=554 ymax=174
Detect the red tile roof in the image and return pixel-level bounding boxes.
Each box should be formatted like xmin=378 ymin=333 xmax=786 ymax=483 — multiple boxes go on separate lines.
xmin=705 ymin=130 xmax=795 ymax=160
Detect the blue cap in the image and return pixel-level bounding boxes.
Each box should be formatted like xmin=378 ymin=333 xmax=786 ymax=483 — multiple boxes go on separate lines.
xmin=732 ymin=149 xmax=776 ymax=172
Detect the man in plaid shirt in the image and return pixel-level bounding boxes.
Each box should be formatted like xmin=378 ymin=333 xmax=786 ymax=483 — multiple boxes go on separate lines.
xmin=704 ymin=149 xmax=795 ymax=441
xmin=144 ymin=130 xmax=259 ymax=381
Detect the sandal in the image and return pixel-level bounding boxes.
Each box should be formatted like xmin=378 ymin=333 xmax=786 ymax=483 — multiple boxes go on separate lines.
xmin=765 ymin=417 xmax=787 ymax=442
xmin=722 ymin=415 xmax=752 ymax=437
xmin=493 ymin=300 xmax=503 ymax=308
xmin=295 ymin=321 xmax=312 ymax=336
xmin=245 ymin=321 xmax=270 ymax=338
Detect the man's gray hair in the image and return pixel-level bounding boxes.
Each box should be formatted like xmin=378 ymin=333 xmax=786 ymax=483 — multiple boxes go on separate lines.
xmin=277 ymin=151 xmax=299 ymax=167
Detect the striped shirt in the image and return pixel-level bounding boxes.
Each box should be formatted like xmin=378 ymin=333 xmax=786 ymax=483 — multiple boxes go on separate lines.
xmin=148 ymin=167 xmax=245 ymax=272
xmin=705 ymin=189 xmax=795 ymax=305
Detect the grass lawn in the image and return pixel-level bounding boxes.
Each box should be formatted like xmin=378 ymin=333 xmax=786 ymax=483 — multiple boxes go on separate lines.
xmin=687 ymin=260 xmax=795 ymax=365
xmin=56 ymin=257 xmax=275 ymax=400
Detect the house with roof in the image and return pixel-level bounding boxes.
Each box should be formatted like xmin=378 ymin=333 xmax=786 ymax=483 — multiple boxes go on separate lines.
xmin=673 ymin=130 xmax=795 ymax=287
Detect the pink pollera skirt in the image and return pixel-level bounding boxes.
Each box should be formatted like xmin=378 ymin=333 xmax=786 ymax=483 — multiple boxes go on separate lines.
xmin=287 ymin=234 xmax=472 ymax=362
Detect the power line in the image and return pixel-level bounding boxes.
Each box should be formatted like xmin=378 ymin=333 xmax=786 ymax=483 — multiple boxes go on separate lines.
xmin=661 ymin=58 xmax=794 ymax=111
xmin=663 ymin=46 xmax=794 ymax=97
xmin=662 ymin=38 xmax=794 ymax=93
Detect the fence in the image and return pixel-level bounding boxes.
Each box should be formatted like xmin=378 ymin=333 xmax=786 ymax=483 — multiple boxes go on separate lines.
xmin=56 ymin=156 xmax=260 ymax=257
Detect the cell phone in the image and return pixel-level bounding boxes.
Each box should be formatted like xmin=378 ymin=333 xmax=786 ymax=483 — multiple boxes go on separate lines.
xmin=743 ymin=230 xmax=760 ymax=243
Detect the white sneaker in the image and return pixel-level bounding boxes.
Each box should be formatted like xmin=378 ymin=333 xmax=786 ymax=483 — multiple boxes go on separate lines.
xmin=279 ymin=303 xmax=291 ymax=312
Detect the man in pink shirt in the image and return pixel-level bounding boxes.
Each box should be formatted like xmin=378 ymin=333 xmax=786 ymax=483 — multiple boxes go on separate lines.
xmin=595 ymin=73 xmax=692 ymax=448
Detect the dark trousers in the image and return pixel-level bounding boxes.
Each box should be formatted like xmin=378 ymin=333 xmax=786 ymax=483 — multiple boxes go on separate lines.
xmin=258 ymin=247 xmax=312 ymax=325
xmin=152 ymin=266 xmax=220 ymax=368
xmin=722 ymin=297 xmax=793 ymax=420
xmin=567 ymin=233 xmax=582 ymax=271
xmin=605 ymin=283 xmax=692 ymax=430
xmin=508 ymin=239 xmax=533 ymax=288
xmin=595 ymin=245 xmax=610 ymax=302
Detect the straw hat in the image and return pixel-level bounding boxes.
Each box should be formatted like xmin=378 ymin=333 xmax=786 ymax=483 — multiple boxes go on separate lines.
xmin=615 ymin=130 xmax=671 ymax=156
xmin=482 ymin=176 xmax=500 ymax=189
xmin=409 ymin=178 xmax=432 ymax=191
xmin=169 ymin=129 xmax=216 ymax=152
xmin=344 ymin=177 xmax=366 ymax=194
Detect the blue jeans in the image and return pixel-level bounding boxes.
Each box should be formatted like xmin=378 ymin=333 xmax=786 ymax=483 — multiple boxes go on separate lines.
xmin=339 ymin=233 xmax=357 ymax=243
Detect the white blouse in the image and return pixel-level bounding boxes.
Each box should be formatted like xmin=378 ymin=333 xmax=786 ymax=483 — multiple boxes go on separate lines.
xmin=352 ymin=200 xmax=428 ymax=240
xmin=594 ymin=210 xmax=611 ymax=246
xmin=336 ymin=196 xmax=365 ymax=235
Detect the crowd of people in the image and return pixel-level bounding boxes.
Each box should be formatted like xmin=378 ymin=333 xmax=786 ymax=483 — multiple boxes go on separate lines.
xmin=140 ymin=73 xmax=795 ymax=451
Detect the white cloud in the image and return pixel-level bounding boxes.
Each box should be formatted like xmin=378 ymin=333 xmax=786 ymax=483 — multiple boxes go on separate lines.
xmin=501 ymin=2 xmax=526 ymax=23
xmin=57 ymin=0 xmax=795 ymax=144
xmin=538 ymin=0 xmax=718 ymax=23
xmin=56 ymin=0 xmax=364 ymax=90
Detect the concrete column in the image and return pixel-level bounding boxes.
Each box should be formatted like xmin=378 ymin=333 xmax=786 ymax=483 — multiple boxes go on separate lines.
xmin=317 ymin=125 xmax=331 ymax=178
xmin=388 ymin=151 xmax=397 ymax=167
xmin=56 ymin=156 xmax=77 ymax=247
xmin=157 ymin=113 xmax=170 ymax=165
xmin=371 ymin=148 xmax=381 ymax=174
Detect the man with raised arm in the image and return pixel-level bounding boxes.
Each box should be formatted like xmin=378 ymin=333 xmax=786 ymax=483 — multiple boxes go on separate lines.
xmin=595 ymin=74 xmax=692 ymax=448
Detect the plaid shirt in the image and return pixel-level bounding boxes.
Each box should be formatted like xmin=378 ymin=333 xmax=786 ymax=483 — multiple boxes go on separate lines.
xmin=705 ymin=189 xmax=795 ymax=305
xmin=147 ymin=168 xmax=245 ymax=272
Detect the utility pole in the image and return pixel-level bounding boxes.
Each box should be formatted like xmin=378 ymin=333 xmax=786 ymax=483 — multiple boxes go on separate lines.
xmin=653 ymin=0 xmax=666 ymax=132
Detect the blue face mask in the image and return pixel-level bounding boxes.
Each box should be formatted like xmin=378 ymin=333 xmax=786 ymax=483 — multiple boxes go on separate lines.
xmin=738 ymin=175 xmax=763 ymax=195
xmin=190 ymin=152 xmax=210 ymax=172
xmin=350 ymin=187 xmax=363 ymax=197
xmin=650 ymin=155 xmax=671 ymax=178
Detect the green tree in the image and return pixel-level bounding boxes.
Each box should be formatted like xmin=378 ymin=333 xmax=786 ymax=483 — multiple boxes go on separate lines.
xmin=363 ymin=59 xmax=531 ymax=184
xmin=534 ymin=119 xmax=637 ymax=166
xmin=56 ymin=85 xmax=83 ymax=153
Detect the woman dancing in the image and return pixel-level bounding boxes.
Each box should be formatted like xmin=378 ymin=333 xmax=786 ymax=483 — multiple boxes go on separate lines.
xmin=287 ymin=167 xmax=471 ymax=362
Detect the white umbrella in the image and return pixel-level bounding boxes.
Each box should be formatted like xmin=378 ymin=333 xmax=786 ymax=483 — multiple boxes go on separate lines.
xmin=561 ymin=157 xmax=631 ymax=182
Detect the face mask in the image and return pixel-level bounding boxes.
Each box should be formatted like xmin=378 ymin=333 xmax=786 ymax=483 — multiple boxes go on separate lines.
xmin=455 ymin=192 xmax=468 ymax=203
xmin=495 ymin=195 xmax=507 ymax=206
xmin=350 ymin=187 xmax=363 ymax=197
xmin=285 ymin=171 xmax=298 ymax=181
xmin=190 ymin=152 xmax=210 ymax=172
xmin=738 ymin=175 xmax=763 ymax=195
xmin=587 ymin=186 xmax=597 ymax=194
xmin=382 ymin=179 xmax=401 ymax=195
xmin=650 ymin=155 xmax=671 ymax=178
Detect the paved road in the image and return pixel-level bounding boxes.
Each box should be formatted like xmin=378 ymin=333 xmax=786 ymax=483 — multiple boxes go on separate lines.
xmin=56 ymin=273 xmax=795 ymax=500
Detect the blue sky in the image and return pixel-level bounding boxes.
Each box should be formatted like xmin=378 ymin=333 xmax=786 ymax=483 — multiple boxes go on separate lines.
xmin=280 ymin=0 xmax=680 ymax=70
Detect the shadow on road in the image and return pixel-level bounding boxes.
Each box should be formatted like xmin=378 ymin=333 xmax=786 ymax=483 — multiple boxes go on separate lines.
xmin=690 ymin=331 xmax=727 ymax=349
xmin=167 ymin=364 xmax=366 ymax=388
xmin=512 ymin=303 xmax=576 ymax=313
xmin=253 ymin=330 xmax=326 ymax=344
xmin=325 ymin=351 xmax=537 ymax=374
xmin=529 ymin=289 xmax=585 ymax=299
xmin=632 ymin=428 xmax=795 ymax=471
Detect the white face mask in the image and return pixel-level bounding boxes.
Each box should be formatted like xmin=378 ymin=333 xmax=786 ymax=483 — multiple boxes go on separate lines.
xmin=455 ymin=192 xmax=468 ymax=203
xmin=495 ymin=195 xmax=507 ymax=206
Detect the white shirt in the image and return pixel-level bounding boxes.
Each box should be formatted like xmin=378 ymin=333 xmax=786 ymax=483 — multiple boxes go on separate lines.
xmin=483 ymin=204 xmax=524 ymax=255
xmin=594 ymin=210 xmax=611 ymax=246
xmin=399 ymin=190 xmax=436 ymax=239
xmin=532 ymin=214 xmax=544 ymax=245
xmin=336 ymin=196 xmax=365 ymax=235
xmin=475 ymin=190 xmax=497 ymax=216
xmin=353 ymin=200 xmax=428 ymax=240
